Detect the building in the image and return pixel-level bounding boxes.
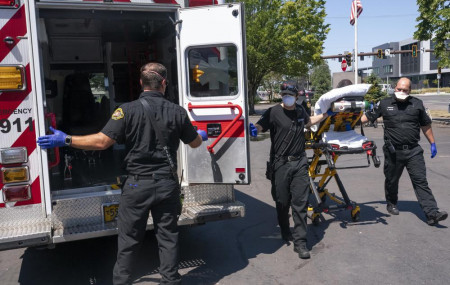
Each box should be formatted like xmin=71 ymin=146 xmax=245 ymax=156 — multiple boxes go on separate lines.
xmin=372 ymin=42 xmax=400 ymax=84
xmin=371 ymin=38 xmax=449 ymax=89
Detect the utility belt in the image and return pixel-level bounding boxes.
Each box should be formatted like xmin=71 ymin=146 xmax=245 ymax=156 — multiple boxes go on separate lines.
xmin=278 ymin=153 xmax=306 ymax=162
xmin=129 ymin=173 xmax=175 ymax=181
xmin=385 ymin=139 xmax=419 ymax=154
xmin=393 ymin=143 xmax=419 ymax=151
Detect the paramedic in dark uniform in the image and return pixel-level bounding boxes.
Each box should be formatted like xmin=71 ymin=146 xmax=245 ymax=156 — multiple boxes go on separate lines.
xmin=37 ymin=62 xmax=207 ymax=284
xmin=250 ymin=81 xmax=331 ymax=259
xmin=361 ymin=77 xmax=447 ymax=226
xmin=297 ymin=88 xmax=311 ymax=115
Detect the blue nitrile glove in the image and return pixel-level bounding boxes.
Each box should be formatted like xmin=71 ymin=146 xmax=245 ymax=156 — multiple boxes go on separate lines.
xmin=37 ymin=127 xmax=67 ymax=149
xmin=197 ymin=129 xmax=208 ymax=141
xmin=431 ymin=143 xmax=437 ymax=158
xmin=326 ymin=110 xmax=336 ymax=117
xmin=249 ymin=123 xmax=258 ymax=137
xmin=345 ymin=123 xmax=352 ymax=131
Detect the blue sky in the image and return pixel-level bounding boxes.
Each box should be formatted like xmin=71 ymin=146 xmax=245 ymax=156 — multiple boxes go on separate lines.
xmin=323 ymin=0 xmax=420 ymax=74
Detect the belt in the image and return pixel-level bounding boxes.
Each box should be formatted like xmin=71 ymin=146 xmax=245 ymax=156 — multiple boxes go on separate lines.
xmin=280 ymin=154 xmax=305 ymax=162
xmin=129 ymin=173 xmax=174 ymax=181
xmin=394 ymin=144 xmax=418 ymax=150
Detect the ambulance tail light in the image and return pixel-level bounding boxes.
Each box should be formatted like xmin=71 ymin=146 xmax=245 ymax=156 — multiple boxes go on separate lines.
xmin=1 ymin=166 xmax=29 ymax=184
xmin=192 ymin=65 xmax=204 ymax=83
xmin=0 ymin=0 xmax=19 ymax=8
xmin=2 ymin=184 xmax=31 ymax=202
xmin=0 ymin=65 xmax=26 ymax=91
xmin=0 ymin=147 xmax=28 ymax=164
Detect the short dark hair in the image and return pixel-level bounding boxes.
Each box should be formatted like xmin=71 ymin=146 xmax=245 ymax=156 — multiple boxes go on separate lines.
xmin=337 ymin=79 xmax=353 ymax=88
xmin=140 ymin=62 xmax=167 ymax=90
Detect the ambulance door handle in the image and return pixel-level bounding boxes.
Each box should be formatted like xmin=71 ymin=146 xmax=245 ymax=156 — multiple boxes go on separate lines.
xmin=188 ymin=102 xmax=243 ymax=154
xmin=45 ymin=113 xmax=60 ymax=169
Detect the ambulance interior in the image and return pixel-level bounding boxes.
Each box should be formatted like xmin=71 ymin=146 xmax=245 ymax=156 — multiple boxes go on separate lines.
xmin=37 ymin=9 xmax=179 ymax=191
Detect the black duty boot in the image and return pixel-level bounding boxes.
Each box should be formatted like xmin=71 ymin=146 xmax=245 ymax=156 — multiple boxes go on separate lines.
xmin=294 ymin=244 xmax=310 ymax=259
xmin=387 ymin=203 xmax=399 ymax=215
xmin=427 ymin=211 xmax=448 ymax=226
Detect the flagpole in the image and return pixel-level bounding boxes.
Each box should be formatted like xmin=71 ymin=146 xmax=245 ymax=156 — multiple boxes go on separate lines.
xmin=354 ymin=0 xmax=358 ymax=84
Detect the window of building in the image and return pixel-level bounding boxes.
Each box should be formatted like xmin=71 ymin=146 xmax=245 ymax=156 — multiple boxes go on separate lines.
xmin=373 ymin=67 xmax=379 ymax=75
xmin=383 ymin=65 xmax=393 ymax=74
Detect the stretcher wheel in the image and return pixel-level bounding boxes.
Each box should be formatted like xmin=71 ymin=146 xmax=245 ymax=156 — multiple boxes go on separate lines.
xmin=351 ymin=206 xmax=360 ymax=222
xmin=372 ymin=155 xmax=381 ymax=168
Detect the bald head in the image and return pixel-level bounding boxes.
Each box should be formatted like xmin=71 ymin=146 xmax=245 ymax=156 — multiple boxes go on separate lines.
xmin=395 ymin=77 xmax=411 ymax=94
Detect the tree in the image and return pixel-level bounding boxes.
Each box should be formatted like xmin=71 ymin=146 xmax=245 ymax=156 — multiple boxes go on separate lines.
xmin=261 ymin=72 xmax=284 ymax=102
xmin=414 ymin=0 xmax=450 ymax=68
xmin=242 ymin=0 xmax=329 ymax=114
xmin=310 ymin=63 xmax=331 ymax=102
xmin=364 ymin=73 xmax=389 ymax=103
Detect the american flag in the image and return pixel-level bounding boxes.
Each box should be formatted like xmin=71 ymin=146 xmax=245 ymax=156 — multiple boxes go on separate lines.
xmin=350 ymin=0 xmax=363 ymax=26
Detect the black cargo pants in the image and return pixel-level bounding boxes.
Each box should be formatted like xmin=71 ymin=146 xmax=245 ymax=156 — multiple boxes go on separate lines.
xmin=113 ymin=176 xmax=181 ymax=285
xmin=383 ymin=145 xmax=438 ymax=216
xmin=271 ymin=154 xmax=310 ymax=246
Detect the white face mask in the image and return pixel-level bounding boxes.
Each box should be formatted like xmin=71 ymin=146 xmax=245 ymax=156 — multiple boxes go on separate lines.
xmin=394 ymin=91 xmax=409 ymax=101
xmin=282 ymin=95 xmax=296 ymax=107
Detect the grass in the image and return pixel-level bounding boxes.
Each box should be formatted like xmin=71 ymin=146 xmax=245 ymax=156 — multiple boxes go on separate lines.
xmin=430 ymin=110 xmax=450 ymax=118
xmin=411 ymin=87 xmax=450 ymax=94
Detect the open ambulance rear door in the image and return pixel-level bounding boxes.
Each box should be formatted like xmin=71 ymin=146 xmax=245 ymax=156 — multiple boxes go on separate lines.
xmin=0 ymin=0 xmax=51 ymax=250
xmin=176 ymin=4 xmax=250 ymax=185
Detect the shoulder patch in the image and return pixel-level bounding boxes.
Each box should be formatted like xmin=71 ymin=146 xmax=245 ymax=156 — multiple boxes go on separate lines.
xmin=112 ymin=108 xmax=124 ymax=120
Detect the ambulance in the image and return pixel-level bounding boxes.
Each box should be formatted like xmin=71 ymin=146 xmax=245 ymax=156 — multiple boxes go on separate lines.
xmin=0 ymin=0 xmax=250 ymax=250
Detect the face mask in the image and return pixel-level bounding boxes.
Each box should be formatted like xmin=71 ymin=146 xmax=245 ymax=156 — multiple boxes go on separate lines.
xmin=282 ymin=95 xmax=296 ymax=107
xmin=394 ymin=91 xmax=409 ymax=101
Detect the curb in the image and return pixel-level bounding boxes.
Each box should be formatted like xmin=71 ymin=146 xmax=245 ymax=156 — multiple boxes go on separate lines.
xmin=433 ymin=118 xmax=450 ymax=125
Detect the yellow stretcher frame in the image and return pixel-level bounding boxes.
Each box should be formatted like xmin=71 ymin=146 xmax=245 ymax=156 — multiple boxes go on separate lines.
xmin=305 ymin=106 xmax=380 ymax=225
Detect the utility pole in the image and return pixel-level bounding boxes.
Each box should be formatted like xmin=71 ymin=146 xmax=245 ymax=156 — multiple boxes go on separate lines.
xmin=353 ymin=0 xmax=358 ymax=84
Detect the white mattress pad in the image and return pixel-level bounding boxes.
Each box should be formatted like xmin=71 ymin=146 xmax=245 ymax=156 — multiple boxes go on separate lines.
xmin=321 ymin=130 xmax=368 ymax=148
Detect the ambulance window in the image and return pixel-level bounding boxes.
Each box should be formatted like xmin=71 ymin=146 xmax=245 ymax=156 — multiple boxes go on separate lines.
xmin=188 ymin=45 xmax=238 ymax=97
xmin=89 ymin=73 xmax=107 ymax=103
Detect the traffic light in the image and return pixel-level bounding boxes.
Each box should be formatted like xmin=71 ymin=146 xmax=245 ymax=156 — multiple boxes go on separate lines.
xmin=412 ymin=45 xmax=417 ymax=57
xmin=438 ymin=67 xmax=441 ymax=74
xmin=377 ymin=49 xmax=382 ymax=59
xmin=346 ymin=53 xmax=352 ymax=67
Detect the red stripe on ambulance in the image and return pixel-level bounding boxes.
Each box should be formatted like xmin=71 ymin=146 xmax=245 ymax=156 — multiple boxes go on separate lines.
xmin=191 ymin=120 xmax=245 ymax=138
xmin=0 ymin=5 xmax=27 ymax=62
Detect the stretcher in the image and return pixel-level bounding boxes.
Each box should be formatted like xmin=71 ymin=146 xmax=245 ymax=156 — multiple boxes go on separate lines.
xmin=305 ymin=85 xmax=380 ymax=224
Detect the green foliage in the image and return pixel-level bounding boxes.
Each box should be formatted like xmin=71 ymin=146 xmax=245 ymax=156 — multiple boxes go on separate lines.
xmin=242 ymin=0 xmax=330 ymax=113
xmin=364 ymin=73 xmax=389 ymax=103
xmin=414 ymin=0 xmax=450 ymax=68
xmin=310 ymin=63 xmax=331 ymax=102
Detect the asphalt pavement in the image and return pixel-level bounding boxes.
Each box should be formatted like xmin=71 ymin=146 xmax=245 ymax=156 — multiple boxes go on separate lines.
xmin=1 ymin=101 xmax=450 ymax=285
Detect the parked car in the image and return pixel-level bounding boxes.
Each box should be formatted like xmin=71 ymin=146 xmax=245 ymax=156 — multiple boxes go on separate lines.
xmin=257 ymin=86 xmax=270 ymax=101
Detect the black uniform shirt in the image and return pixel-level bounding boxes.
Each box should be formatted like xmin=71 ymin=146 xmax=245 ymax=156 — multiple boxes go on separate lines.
xmin=101 ymin=91 xmax=198 ymax=175
xmin=365 ymin=96 xmax=432 ymax=146
xmin=257 ymin=104 xmax=310 ymax=157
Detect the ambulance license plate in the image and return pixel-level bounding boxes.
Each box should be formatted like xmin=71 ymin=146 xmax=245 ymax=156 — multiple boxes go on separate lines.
xmin=103 ymin=203 xmax=119 ymax=223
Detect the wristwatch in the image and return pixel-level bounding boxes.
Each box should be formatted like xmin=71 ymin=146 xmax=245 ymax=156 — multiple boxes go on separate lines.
xmin=65 ymin=135 xmax=72 ymax=146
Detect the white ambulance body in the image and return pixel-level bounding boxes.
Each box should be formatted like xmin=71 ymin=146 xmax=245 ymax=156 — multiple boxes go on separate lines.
xmin=0 ymin=0 xmax=250 ymax=250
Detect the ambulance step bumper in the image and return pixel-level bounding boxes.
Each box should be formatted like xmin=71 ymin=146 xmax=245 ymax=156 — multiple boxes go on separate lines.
xmin=179 ymin=201 xmax=245 ymax=225
xmin=0 ymin=222 xmax=51 ymax=250
xmin=52 ymin=201 xmax=245 ymax=244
